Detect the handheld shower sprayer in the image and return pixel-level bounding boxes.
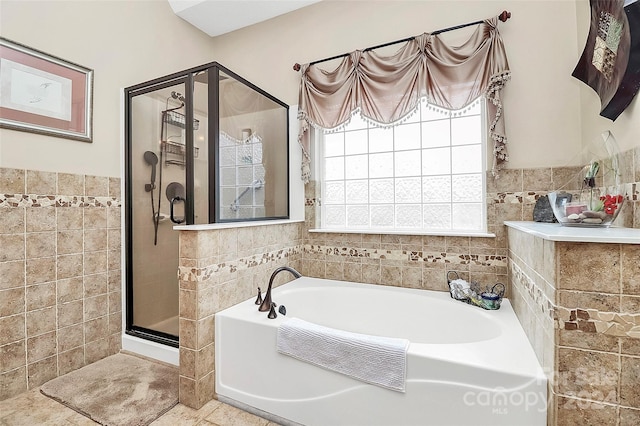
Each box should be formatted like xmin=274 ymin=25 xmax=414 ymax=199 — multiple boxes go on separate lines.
xmin=143 ymin=150 xmax=162 ymax=245
xmin=143 ymin=151 xmax=158 ymax=192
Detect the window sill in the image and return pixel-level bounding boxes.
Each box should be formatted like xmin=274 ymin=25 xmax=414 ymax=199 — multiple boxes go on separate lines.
xmin=309 ymin=228 xmax=496 ymax=238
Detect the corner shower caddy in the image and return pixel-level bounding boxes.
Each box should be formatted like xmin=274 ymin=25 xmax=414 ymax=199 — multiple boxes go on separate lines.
xmin=161 ymin=110 xmax=200 ymax=168
xmin=447 ymin=271 xmax=505 ymax=310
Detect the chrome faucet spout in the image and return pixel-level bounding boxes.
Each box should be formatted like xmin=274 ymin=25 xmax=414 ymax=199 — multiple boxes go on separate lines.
xmin=259 ymin=266 xmax=302 ymax=312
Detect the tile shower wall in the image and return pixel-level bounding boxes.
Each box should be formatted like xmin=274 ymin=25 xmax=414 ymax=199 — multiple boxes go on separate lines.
xmin=0 ymin=168 xmax=122 ymax=401
xmin=177 ymin=222 xmax=303 ymax=409
xmin=300 ymin=146 xmax=638 ymax=294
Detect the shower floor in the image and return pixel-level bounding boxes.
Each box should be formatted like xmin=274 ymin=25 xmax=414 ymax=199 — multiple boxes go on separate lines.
xmin=148 ymin=315 xmax=179 ymax=337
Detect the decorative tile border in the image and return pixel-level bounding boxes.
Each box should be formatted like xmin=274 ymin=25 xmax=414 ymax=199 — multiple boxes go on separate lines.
xmin=0 ymin=194 xmax=121 ymax=208
xmin=511 ymin=259 xmax=640 ymax=340
xmin=490 ymin=185 xmax=637 ymax=205
xmin=304 ymin=244 xmax=508 ymax=268
xmin=491 ymin=191 xmax=545 ymax=204
xmin=556 ymin=307 xmax=640 ymax=338
xmin=178 ymin=242 xmax=507 ymax=283
xmin=510 ymin=260 xmax=555 ymax=320
xmin=178 ymin=245 xmax=302 ymax=282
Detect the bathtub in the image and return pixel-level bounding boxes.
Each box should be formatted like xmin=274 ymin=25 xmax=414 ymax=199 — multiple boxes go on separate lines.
xmin=215 ymin=277 xmax=547 ymax=426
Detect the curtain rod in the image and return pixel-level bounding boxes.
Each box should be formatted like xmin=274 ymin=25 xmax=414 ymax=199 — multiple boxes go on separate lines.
xmin=293 ymin=10 xmax=511 ymax=71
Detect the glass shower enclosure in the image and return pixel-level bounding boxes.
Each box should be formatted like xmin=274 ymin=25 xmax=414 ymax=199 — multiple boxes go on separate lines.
xmin=124 ymin=63 xmax=289 ymax=346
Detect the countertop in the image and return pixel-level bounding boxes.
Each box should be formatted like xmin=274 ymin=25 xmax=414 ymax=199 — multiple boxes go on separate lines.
xmin=504 ymin=221 xmax=640 ymax=244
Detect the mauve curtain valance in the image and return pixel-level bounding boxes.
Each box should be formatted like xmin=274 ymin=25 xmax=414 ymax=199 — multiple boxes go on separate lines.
xmin=297 ymin=17 xmax=511 ymax=182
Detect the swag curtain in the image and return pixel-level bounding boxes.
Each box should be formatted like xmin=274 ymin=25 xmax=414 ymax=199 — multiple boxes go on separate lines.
xmin=297 ymin=16 xmax=511 ymax=182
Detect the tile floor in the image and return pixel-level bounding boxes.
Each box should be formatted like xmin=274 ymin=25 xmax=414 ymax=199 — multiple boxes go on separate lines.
xmin=0 ymin=388 xmax=279 ymax=426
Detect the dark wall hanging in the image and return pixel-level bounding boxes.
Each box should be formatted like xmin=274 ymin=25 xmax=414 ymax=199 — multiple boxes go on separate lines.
xmin=572 ymin=0 xmax=640 ymax=121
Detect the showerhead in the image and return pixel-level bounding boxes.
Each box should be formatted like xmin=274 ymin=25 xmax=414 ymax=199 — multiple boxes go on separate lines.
xmin=170 ymin=91 xmax=185 ymax=102
xmin=143 ymin=151 xmax=158 ymax=186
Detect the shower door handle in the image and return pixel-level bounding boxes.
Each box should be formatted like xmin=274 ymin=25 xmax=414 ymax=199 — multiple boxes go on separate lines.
xmin=169 ymin=196 xmax=186 ymax=224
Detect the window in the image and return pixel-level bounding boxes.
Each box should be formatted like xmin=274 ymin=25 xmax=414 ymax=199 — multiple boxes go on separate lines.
xmin=319 ymin=99 xmax=486 ymax=233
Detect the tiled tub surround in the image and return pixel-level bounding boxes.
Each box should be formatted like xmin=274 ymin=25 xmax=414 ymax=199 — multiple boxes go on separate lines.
xmin=300 ymin=147 xmax=640 ymax=295
xmin=176 ymin=222 xmax=303 ymax=409
xmin=506 ymin=222 xmax=640 ymax=426
xmin=0 ymin=168 xmax=122 ymax=401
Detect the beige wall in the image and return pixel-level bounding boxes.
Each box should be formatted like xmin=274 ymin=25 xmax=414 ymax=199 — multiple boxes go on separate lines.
xmin=0 ymin=0 xmax=213 ymax=177
xmin=1 ymin=1 xmax=637 ymax=174
xmin=208 ymin=0 xmax=587 ymax=168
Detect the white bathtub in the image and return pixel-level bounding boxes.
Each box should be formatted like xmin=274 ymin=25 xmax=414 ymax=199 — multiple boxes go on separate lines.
xmin=215 ymin=277 xmax=547 ymax=426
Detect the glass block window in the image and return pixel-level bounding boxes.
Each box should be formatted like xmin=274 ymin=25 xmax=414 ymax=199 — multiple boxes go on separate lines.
xmin=219 ymin=134 xmax=266 ymax=219
xmin=320 ymin=99 xmax=486 ymax=232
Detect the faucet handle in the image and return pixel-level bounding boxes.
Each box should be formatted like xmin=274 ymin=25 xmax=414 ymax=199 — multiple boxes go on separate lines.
xmin=268 ymin=302 xmax=278 ymax=319
xmin=254 ymin=287 xmax=263 ymax=305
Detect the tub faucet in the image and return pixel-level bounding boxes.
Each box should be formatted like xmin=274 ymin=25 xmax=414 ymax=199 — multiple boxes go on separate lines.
xmin=259 ymin=266 xmax=302 ymax=313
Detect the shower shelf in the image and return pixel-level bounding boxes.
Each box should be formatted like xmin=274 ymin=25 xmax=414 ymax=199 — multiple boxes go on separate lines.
xmin=161 ymin=140 xmax=199 ymax=168
xmin=163 ymin=110 xmax=200 ymax=130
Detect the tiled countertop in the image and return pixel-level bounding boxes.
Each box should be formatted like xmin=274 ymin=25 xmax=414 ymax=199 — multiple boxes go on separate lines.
xmin=504 ymin=221 xmax=640 ymax=244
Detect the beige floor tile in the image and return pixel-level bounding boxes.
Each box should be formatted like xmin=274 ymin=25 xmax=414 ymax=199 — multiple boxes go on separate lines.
xmin=0 ymin=388 xmax=273 ymax=426
xmin=195 ymin=399 xmax=225 ymax=418
xmin=204 ymin=404 xmax=269 ymax=426
xmin=150 ymin=399 xmax=221 ymax=426
xmin=197 ymin=417 xmax=282 ymax=426
xmin=62 ymin=411 xmax=99 ymax=425
xmin=0 ymin=388 xmax=80 ymax=425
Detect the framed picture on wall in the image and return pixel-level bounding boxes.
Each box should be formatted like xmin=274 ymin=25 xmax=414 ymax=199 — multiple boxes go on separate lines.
xmin=0 ymin=37 xmax=93 ymax=142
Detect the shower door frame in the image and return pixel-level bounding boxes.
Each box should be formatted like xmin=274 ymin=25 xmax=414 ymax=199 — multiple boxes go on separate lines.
xmin=124 ymin=74 xmax=193 ymax=347
xmin=124 ymin=62 xmax=290 ymax=347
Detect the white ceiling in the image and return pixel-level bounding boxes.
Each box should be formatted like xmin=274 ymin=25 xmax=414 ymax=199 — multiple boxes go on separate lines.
xmin=168 ymin=0 xmax=321 ymax=37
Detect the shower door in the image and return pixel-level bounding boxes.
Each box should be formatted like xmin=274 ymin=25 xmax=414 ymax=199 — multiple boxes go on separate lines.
xmin=125 ymin=73 xmax=209 ymax=346
xmin=125 ymin=63 xmax=289 ymax=347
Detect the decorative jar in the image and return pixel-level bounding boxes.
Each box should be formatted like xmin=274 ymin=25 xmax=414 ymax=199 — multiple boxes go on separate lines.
xmin=548 ymin=131 xmax=625 ymax=228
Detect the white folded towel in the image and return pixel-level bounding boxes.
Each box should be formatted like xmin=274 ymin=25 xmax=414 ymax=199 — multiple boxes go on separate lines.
xmin=277 ymin=317 xmax=410 ymax=392
xmin=450 ymin=278 xmax=471 ymax=300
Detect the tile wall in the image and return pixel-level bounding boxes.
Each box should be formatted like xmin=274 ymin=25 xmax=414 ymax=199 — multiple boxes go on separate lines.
xmin=301 ymin=146 xmax=639 ymax=293
xmin=508 ymin=229 xmax=640 ymax=426
xmin=1 ymin=145 xmax=636 ymax=412
xmin=506 ymin=147 xmax=640 ymax=425
xmin=177 ymin=223 xmax=303 ymax=408
xmin=0 ymin=168 xmax=122 ymax=401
